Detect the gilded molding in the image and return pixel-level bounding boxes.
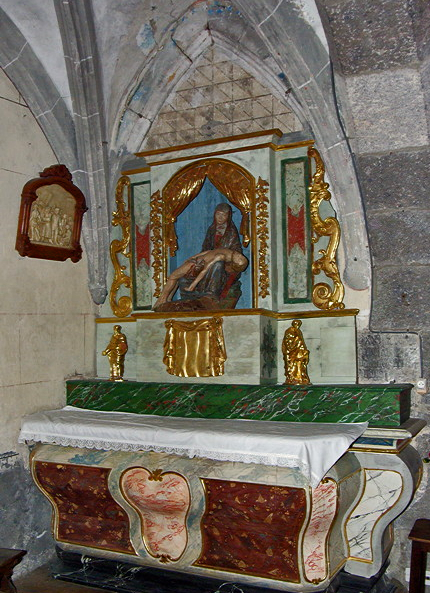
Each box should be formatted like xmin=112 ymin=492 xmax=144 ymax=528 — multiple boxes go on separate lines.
xmin=95 ymin=317 xmax=136 ymax=323
xmin=109 ymin=176 xmax=133 ymax=318
xmin=150 ymin=189 xmax=163 ymax=298
xmin=148 ymin=468 xmax=163 ymax=481
xmin=308 ymin=147 xmax=345 ymax=310
xmin=256 ymin=176 xmax=270 ymax=298
xmin=162 ymin=158 xmax=254 ymax=257
xmin=135 ymin=129 xmax=283 ymax=158
xmin=130 ymin=307 xmax=359 ymax=320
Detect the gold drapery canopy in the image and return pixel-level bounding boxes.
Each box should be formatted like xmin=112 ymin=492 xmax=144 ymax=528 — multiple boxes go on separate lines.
xmin=163 ymin=317 xmax=227 ymax=377
xmin=162 ymin=159 xmax=255 ymax=256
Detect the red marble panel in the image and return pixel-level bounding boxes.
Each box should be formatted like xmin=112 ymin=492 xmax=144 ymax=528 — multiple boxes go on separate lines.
xmin=303 ymin=480 xmax=337 ymax=582
xmin=34 ymin=461 xmax=135 ymax=554
xmin=195 ymin=478 xmax=307 ymax=582
xmin=121 ymin=468 xmax=190 ymax=562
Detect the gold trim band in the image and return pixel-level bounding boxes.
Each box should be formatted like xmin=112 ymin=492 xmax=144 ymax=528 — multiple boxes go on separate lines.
xmin=129 ymin=307 xmax=359 ymax=320
xmin=122 ymin=140 xmax=314 ymax=176
xmin=135 ymin=129 xmax=283 ymax=157
xmin=96 ymin=317 xmax=137 ymax=324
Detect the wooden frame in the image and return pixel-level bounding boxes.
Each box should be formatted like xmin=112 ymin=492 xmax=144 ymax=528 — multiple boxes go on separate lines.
xmin=15 ymin=164 xmax=87 ymax=262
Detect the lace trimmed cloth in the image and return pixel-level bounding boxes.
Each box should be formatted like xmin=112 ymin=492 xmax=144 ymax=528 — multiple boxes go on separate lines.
xmin=19 ymin=406 xmax=368 ymax=487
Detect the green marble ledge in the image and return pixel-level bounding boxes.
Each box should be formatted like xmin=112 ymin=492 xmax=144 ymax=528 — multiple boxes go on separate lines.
xmin=66 ymin=380 xmax=411 ymax=427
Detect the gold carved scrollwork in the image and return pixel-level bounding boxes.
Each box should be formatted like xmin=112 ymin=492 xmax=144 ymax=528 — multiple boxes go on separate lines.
xmin=109 ymin=176 xmax=133 ymax=317
xmin=256 ymin=176 xmax=270 ymax=298
xmin=150 ymin=190 xmax=163 ymax=298
xmin=308 ymin=147 xmax=345 ymax=310
xmin=161 ymin=159 xmax=254 ymax=257
xmin=163 ymin=317 xmax=227 ymax=377
xmin=148 ymin=469 xmax=164 ymax=482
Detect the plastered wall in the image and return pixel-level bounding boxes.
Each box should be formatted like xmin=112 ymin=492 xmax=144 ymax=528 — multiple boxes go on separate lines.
xmin=0 ymin=68 xmax=96 ymax=573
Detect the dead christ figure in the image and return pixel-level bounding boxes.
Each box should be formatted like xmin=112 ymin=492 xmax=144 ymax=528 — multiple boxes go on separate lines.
xmin=154 ymin=248 xmax=249 ymax=309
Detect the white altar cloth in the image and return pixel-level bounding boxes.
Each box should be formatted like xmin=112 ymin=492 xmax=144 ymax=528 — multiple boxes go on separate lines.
xmin=19 ymin=406 xmax=367 ymax=487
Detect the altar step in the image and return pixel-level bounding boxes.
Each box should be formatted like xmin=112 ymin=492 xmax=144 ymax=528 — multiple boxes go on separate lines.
xmin=13 ymin=551 xmax=408 ymax=593
xmin=15 ymin=563 xmax=116 ymax=593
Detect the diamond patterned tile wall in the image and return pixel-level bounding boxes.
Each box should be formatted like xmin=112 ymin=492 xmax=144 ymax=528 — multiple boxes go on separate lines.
xmin=143 ymin=48 xmax=302 ymax=149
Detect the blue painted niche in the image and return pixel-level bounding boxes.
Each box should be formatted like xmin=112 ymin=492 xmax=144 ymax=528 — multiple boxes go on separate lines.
xmin=170 ymin=178 xmax=252 ymax=308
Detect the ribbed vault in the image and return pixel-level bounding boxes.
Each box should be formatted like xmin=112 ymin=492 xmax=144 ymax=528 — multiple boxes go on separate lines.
xmin=0 ymin=0 xmax=371 ymax=306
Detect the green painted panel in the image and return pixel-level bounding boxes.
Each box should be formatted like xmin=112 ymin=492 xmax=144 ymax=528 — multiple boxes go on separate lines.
xmin=66 ymin=380 xmax=411 ymax=427
xmin=281 ymin=156 xmax=312 ymax=303
xmin=131 ymin=180 xmax=151 ymax=310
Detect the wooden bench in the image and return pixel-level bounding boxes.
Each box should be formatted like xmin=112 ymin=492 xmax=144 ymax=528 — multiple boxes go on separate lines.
xmin=0 ymin=549 xmax=26 ymax=593
xmin=409 ymin=519 xmax=430 ymax=593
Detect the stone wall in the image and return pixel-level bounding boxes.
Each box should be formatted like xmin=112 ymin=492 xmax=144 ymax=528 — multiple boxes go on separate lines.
xmin=0 ymin=68 xmax=96 ymax=575
xmin=317 ymin=0 xmax=430 ymax=583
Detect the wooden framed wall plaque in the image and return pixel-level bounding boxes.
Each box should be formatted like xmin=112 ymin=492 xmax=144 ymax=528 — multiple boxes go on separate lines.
xmin=15 ymin=164 xmax=87 ymax=262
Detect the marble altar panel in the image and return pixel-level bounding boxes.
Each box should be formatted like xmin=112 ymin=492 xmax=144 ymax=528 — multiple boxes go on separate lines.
xmin=33 ymin=460 xmax=136 ymax=555
xmin=31 ymin=443 xmax=361 ymax=591
xmin=121 ymin=468 xmax=190 ymax=562
xmin=303 ymin=480 xmax=337 ymax=583
xmin=344 ymin=445 xmax=422 ymax=579
xmin=135 ymin=314 xmax=262 ymax=384
xmin=276 ymin=316 xmax=357 ymax=385
xmin=30 ymin=435 xmax=422 ymax=591
xmin=66 ymin=380 xmax=411 ymax=426
xmin=195 ymin=478 xmax=307 ymax=582
xmin=346 ymin=469 xmax=402 ymax=562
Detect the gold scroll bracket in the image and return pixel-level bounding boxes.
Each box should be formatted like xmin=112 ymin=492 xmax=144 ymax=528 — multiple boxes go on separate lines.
xmin=109 ymin=176 xmax=133 ymax=317
xmin=308 ymin=147 xmax=345 ymax=310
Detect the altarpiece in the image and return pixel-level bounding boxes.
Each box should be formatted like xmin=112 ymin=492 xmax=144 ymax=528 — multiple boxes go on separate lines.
xmin=20 ymin=130 xmax=425 ymax=593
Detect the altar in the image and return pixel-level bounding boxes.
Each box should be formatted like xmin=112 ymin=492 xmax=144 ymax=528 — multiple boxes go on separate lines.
xmin=19 ymin=381 xmax=424 ymax=592
xmin=19 ymin=131 xmax=425 ymax=592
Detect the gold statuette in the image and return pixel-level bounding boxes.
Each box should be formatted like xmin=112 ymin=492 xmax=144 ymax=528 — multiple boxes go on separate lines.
xmin=109 ymin=176 xmax=133 ymax=317
xmin=102 ymin=325 xmax=128 ymax=381
xmin=308 ymin=147 xmax=345 ymax=310
xmin=163 ymin=317 xmax=227 ymax=377
xmin=282 ymin=320 xmax=311 ymax=385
